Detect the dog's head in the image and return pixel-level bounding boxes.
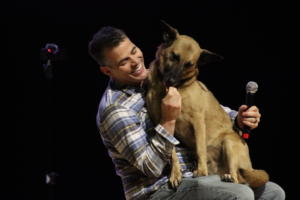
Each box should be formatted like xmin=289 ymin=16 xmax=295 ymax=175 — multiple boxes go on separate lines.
xmin=157 ymin=21 xmax=223 ymax=87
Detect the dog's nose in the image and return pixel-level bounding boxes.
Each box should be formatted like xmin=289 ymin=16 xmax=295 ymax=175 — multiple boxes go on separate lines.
xmin=166 ymin=78 xmax=176 ymax=87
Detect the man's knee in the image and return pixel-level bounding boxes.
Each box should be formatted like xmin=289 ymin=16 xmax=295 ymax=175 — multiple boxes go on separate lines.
xmin=254 ymin=182 xmax=285 ymax=200
xmin=272 ymin=186 xmax=286 ymax=200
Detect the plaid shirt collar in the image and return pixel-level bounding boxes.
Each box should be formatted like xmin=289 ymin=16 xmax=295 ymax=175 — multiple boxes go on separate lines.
xmin=109 ymin=79 xmax=146 ymax=96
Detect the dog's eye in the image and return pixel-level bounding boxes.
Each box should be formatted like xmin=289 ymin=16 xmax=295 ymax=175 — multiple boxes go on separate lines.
xmin=171 ymin=52 xmax=180 ymax=62
xmin=184 ymin=62 xmax=193 ymax=68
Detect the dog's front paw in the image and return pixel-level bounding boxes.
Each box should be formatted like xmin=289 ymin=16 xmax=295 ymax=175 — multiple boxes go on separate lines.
xmin=221 ymin=173 xmax=238 ymax=183
xmin=193 ymin=167 xmax=208 ymax=177
xmin=169 ymin=169 xmax=182 ymax=188
xmin=221 ymin=174 xmax=234 ymax=182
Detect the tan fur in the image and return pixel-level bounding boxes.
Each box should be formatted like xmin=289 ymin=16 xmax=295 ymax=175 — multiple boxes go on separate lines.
xmin=146 ymin=22 xmax=269 ymax=188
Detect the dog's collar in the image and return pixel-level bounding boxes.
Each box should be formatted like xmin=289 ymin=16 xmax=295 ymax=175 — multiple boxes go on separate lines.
xmin=178 ymin=75 xmax=197 ymax=88
xmin=178 ymin=68 xmax=199 ymax=88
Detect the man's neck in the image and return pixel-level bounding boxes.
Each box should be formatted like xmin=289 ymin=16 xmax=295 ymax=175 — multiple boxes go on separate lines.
xmin=110 ymin=79 xmax=144 ymax=90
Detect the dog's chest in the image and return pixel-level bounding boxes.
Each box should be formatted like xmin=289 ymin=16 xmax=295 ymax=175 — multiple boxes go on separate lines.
xmin=179 ymin=82 xmax=206 ymax=111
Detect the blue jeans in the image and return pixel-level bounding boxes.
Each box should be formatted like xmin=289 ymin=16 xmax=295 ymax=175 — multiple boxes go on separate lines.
xmin=149 ymin=175 xmax=285 ymax=200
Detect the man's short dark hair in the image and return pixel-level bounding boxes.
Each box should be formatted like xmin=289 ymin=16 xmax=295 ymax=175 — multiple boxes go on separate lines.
xmin=88 ymin=26 xmax=127 ymax=66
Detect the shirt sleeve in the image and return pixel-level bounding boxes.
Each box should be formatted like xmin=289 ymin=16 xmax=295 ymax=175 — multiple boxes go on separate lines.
xmin=221 ymin=105 xmax=244 ymax=135
xmin=221 ymin=105 xmax=238 ymax=122
xmin=99 ymin=104 xmax=179 ymax=178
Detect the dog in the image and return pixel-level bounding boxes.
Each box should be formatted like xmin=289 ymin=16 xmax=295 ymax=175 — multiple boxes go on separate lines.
xmin=146 ymin=21 xmax=269 ymax=188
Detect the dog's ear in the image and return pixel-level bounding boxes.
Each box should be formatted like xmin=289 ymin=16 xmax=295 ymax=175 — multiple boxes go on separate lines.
xmin=161 ymin=20 xmax=179 ymax=46
xmin=198 ymin=49 xmax=224 ymax=67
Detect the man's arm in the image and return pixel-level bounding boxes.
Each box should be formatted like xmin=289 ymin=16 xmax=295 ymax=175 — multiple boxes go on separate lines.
xmin=222 ymin=105 xmax=261 ymax=130
xmin=221 ymin=105 xmax=238 ymax=122
xmin=99 ymin=104 xmax=179 ymax=178
xmin=160 ymin=87 xmax=182 ymax=135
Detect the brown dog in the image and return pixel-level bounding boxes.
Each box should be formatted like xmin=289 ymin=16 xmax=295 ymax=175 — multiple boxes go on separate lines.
xmin=146 ymin=22 xmax=269 ymax=188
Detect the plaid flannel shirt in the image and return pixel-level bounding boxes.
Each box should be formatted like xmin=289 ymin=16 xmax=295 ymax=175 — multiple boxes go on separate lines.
xmin=97 ymin=80 xmax=238 ymax=200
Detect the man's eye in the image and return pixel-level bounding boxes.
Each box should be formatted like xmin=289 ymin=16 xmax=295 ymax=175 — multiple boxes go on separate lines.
xmin=120 ymin=61 xmax=127 ymax=66
xmin=131 ymin=47 xmax=137 ymax=55
xmin=119 ymin=58 xmax=129 ymax=66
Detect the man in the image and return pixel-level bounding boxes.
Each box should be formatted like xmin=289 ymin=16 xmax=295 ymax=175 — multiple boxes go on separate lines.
xmin=88 ymin=26 xmax=285 ymax=200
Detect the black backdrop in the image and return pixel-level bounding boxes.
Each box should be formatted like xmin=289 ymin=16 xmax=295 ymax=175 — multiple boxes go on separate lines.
xmin=12 ymin=0 xmax=287 ymax=199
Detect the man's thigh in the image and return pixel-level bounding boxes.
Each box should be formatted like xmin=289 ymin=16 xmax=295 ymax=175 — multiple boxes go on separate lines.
xmin=149 ymin=175 xmax=254 ymax=200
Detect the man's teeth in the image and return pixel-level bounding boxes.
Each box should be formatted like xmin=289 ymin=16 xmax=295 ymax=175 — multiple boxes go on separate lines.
xmin=133 ymin=64 xmax=142 ymax=73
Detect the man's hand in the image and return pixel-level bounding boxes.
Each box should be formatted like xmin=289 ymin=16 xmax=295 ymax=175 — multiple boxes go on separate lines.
xmin=160 ymin=87 xmax=182 ymax=135
xmin=236 ymin=105 xmax=261 ymax=130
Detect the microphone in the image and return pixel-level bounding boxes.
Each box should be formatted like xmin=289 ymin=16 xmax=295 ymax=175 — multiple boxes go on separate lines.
xmin=242 ymin=81 xmax=258 ymax=139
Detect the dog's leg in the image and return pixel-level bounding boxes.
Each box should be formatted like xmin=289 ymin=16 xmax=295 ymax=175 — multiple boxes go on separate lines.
xmin=193 ymin=117 xmax=208 ymax=177
xmin=222 ymin=135 xmax=239 ymax=183
xmin=169 ymin=148 xmax=182 ymax=188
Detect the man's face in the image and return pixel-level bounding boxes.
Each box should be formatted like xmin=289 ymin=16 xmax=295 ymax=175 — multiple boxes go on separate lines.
xmin=100 ymin=37 xmax=148 ymax=86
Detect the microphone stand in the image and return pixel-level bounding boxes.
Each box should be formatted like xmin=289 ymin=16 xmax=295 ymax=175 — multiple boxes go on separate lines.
xmin=40 ymin=43 xmax=60 ymax=200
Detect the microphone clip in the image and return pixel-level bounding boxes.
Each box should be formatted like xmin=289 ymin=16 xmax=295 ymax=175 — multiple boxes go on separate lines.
xmin=40 ymin=43 xmax=61 ymax=80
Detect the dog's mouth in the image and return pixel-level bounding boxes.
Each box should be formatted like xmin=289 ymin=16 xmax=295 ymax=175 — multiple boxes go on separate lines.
xmin=164 ymin=77 xmax=179 ymax=87
xmin=161 ymin=66 xmax=183 ymax=88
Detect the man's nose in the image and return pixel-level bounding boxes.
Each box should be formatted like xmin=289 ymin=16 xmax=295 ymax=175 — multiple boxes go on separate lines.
xmin=129 ymin=55 xmax=139 ymax=65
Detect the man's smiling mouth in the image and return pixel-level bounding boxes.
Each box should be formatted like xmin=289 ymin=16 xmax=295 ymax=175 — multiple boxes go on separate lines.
xmin=131 ymin=63 xmax=143 ymax=75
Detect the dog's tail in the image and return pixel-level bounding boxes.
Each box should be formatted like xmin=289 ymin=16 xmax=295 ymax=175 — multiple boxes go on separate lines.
xmin=239 ymin=169 xmax=269 ymax=188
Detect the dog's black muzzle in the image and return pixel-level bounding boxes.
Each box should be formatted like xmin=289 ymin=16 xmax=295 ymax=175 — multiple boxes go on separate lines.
xmin=161 ymin=64 xmax=184 ymax=88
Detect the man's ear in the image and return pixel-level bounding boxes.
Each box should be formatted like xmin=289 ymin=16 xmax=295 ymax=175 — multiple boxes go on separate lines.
xmin=100 ymin=66 xmax=112 ymax=76
xmin=198 ymin=49 xmax=224 ymax=67
xmin=161 ymin=20 xmax=179 ymax=46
